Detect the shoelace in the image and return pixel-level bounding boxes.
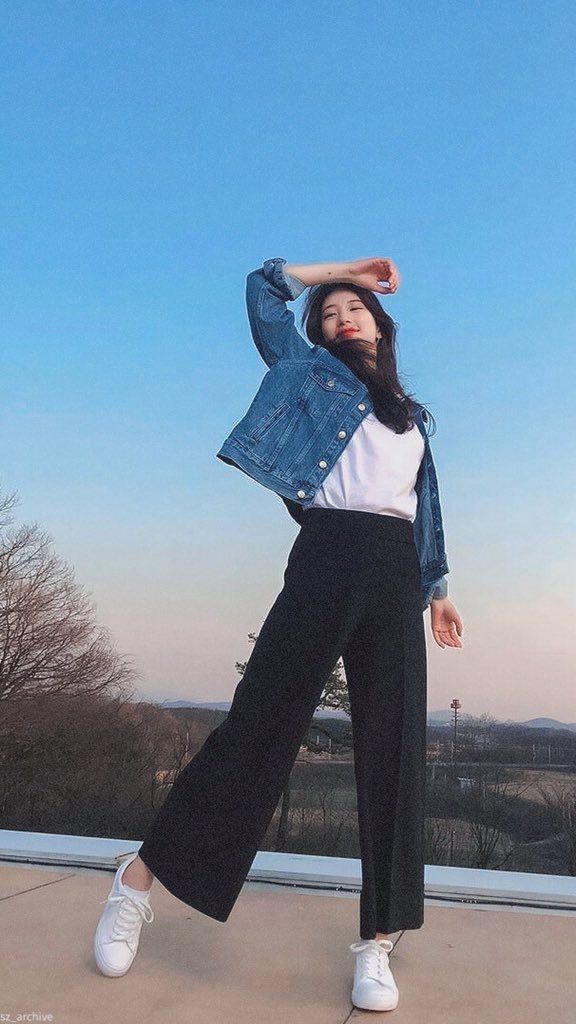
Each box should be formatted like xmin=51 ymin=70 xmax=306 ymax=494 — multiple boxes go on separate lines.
xmin=99 ymin=893 xmax=154 ymax=949
xmin=349 ymin=938 xmax=395 ymax=986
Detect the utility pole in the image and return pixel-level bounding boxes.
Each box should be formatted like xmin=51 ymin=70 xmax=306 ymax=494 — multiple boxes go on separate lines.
xmin=450 ymin=698 xmax=461 ymax=767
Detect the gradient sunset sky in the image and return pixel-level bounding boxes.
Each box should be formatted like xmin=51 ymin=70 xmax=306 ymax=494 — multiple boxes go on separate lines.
xmin=1 ymin=2 xmax=574 ymax=722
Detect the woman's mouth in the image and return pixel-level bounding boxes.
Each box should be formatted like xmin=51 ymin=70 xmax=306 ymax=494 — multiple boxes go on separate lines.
xmin=338 ymin=328 xmax=359 ymax=337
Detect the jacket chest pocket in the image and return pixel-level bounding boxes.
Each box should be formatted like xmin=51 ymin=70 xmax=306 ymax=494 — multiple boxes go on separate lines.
xmin=299 ymin=366 xmax=359 ymax=410
xmin=309 ymin=366 xmax=358 ymax=393
xmin=248 ymin=401 xmax=291 ymax=442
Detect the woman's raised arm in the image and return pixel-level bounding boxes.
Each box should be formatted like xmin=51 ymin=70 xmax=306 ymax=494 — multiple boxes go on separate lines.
xmin=285 ymin=257 xmax=400 ymax=294
xmin=283 ymin=260 xmax=353 ymax=287
xmin=245 ymin=257 xmax=401 ymax=370
xmin=245 ymin=258 xmax=311 ymax=368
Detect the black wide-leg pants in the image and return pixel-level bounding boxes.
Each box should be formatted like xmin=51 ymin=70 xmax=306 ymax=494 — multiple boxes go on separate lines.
xmin=138 ymin=507 xmax=428 ymax=938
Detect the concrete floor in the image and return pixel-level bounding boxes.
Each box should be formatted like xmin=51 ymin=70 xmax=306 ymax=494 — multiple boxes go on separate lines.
xmin=0 ymin=861 xmax=574 ymax=1024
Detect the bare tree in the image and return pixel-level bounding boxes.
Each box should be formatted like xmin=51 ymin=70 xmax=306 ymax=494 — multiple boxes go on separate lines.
xmin=459 ymin=712 xmax=499 ymax=752
xmin=424 ymin=815 xmax=452 ymax=865
xmin=0 ymin=488 xmax=136 ymax=707
xmin=462 ymin=766 xmax=532 ymax=869
xmin=0 ymin=690 xmax=186 ymax=834
xmin=534 ymin=778 xmax=576 ymax=875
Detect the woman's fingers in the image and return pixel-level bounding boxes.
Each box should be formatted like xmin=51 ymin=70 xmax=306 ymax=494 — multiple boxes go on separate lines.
xmin=443 ymin=623 xmax=461 ymax=647
xmin=351 ymin=257 xmax=401 ymax=293
xmin=377 ymin=260 xmax=397 ymax=287
xmin=433 ymin=623 xmax=463 ymax=649
xmin=433 ymin=630 xmax=446 ymax=649
xmin=447 ymin=623 xmax=463 ymax=648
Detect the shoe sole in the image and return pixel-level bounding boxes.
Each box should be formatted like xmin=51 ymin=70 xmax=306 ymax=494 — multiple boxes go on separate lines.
xmin=94 ymin=918 xmax=138 ymax=979
xmin=351 ymin=988 xmax=399 ymax=1011
xmin=94 ymin=936 xmax=135 ymax=978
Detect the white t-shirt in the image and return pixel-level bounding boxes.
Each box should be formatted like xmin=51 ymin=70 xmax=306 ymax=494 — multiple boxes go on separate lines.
xmin=311 ymin=411 xmax=425 ymax=522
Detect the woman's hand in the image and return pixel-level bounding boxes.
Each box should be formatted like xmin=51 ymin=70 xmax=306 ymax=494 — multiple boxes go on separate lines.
xmin=348 ymin=257 xmax=401 ymax=295
xmin=430 ymin=597 xmax=463 ymax=649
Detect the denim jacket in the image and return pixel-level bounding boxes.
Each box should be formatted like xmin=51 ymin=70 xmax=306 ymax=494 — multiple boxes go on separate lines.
xmin=216 ymin=258 xmax=450 ymax=612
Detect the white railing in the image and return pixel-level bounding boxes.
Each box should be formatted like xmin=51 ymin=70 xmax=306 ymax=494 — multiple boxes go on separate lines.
xmin=1 ymin=829 xmax=575 ymax=913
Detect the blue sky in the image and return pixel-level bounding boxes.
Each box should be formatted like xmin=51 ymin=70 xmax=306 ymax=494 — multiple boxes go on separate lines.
xmin=1 ymin=1 xmax=574 ymax=720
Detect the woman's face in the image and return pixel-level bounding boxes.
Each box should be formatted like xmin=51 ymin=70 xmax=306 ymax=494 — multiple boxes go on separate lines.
xmin=320 ymin=289 xmax=381 ymax=347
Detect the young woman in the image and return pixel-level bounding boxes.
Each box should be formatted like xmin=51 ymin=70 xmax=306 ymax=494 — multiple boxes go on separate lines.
xmin=93 ymin=256 xmax=463 ymax=1012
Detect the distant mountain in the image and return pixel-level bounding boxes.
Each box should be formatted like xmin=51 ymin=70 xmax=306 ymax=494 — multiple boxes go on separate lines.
xmin=161 ymin=700 xmax=232 ymax=711
xmin=519 ymin=717 xmax=576 ymax=733
xmin=160 ymin=699 xmax=349 ymax=719
xmin=426 ymin=709 xmax=576 ymax=733
xmin=151 ymin=701 xmax=576 ymax=733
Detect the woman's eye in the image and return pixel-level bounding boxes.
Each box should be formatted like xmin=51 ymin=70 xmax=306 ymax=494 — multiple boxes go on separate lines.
xmin=324 ymin=307 xmax=363 ymax=319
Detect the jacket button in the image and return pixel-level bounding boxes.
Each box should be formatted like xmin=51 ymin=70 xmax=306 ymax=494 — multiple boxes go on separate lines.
xmin=297 ymin=489 xmax=306 ymax=498
xmin=319 ymin=460 xmax=327 ymax=468
xmin=358 ymin=403 xmax=366 ymax=411
xmin=338 ymin=430 xmax=346 ymax=439
xmin=326 ymin=379 xmax=335 ymax=387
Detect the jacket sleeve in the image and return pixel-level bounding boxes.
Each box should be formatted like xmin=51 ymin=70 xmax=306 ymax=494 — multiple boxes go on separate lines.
xmin=245 ymin=257 xmax=312 ymax=368
xmin=430 ymin=576 xmax=448 ymax=600
xmin=421 ymin=574 xmax=449 ymax=613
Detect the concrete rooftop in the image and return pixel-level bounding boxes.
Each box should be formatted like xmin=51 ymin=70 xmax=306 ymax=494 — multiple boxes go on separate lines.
xmin=0 ymin=857 xmax=574 ymax=1024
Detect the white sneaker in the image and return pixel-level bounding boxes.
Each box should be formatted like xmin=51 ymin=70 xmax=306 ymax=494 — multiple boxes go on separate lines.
xmin=349 ymin=937 xmax=399 ymax=1011
xmin=94 ymin=851 xmax=154 ymax=977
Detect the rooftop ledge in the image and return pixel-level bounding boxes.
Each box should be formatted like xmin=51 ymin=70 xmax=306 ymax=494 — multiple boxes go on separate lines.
xmin=1 ymin=828 xmax=575 ymax=914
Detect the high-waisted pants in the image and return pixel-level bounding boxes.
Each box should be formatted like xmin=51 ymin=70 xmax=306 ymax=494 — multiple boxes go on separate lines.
xmin=138 ymin=506 xmax=428 ymax=939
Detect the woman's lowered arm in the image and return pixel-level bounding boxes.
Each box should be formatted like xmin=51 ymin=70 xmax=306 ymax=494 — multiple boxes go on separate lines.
xmin=430 ymin=594 xmax=463 ymax=649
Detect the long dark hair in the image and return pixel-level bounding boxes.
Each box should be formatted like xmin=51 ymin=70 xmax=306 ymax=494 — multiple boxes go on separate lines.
xmin=300 ymin=281 xmax=436 ymax=436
